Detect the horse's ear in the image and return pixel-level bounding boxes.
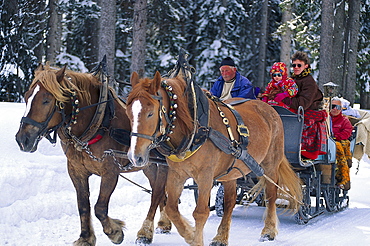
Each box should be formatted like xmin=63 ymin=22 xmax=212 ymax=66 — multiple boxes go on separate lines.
xmin=148 ymin=71 xmax=162 ymax=94
xmin=55 ymin=65 xmax=67 ymax=83
xmin=36 ymin=63 xmax=44 ymax=71
xmin=130 ymin=72 xmax=140 ymax=87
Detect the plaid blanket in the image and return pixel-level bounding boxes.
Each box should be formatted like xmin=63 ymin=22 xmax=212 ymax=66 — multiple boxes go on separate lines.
xmin=301 ymin=109 xmax=328 ymax=159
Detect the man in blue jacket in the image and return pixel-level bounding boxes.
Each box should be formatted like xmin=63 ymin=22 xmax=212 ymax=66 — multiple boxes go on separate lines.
xmin=210 ymin=57 xmax=256 ymax=100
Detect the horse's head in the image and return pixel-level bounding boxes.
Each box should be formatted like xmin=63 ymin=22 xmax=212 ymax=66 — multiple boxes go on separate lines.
xmin=126 ymin=71 xmax=193 ymax=167
xmin=126 ymin=71 xmax=163 ymax=167
xmin=15 ymin=65 xmax=68 ymax=152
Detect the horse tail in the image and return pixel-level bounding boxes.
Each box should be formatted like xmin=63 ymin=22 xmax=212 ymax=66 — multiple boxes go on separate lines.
xmin=276 ymin=156 xmax=303 ymax=212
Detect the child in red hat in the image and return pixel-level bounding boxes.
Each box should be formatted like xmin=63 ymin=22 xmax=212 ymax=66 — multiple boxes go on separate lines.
xmin=262 ymin=62 xmax=298 ymax=109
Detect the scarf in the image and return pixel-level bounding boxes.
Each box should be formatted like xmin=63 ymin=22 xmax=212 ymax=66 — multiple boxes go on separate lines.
xmin=292 ymin=67 xmax=311 ymax=78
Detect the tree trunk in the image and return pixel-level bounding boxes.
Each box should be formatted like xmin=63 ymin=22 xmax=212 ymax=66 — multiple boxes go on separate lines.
xmin=249 ymin=9 xmax=257 ymax=84
xmin=98 ymin=0 xmax=116 ymax=83
xmin=318 ymin=0 xmax=334 ymax=89
xmin=85 ymin=17 xmax=99 ymax=71
xmin=257 ymin=0 xmax=268 ymax=89
xmin=280 ymin=2 xmax=293 ymax=69
xmin=46 ymin=0 xmax=62 ymax=64
xmin=343 ymin=0 xmax=361 ymax=104
xmin=131 ymin=0 xmax=148 ymax=78
xmin=331 ymin=0 xmax=345 ymax=94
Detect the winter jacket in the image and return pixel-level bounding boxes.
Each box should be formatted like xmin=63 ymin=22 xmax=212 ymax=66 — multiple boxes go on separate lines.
xmin=331 ymin=113 xmax=353 ymax=141
xmin=210 ymin=71 xmax=256 ymax=99
xmin=262 ymin=62 xmax=298 ymax=108
xmin=282 ymin=72 xmax=323 ymax=111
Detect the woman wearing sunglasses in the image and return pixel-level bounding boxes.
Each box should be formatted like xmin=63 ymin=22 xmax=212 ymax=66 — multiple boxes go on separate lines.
xmin=330 ymin=97 xmax=353 ymax=190
xmin=280 ymin=51 xmax=328 ymax=160
xmin=261 ymin=62 xmax=298 ymax=109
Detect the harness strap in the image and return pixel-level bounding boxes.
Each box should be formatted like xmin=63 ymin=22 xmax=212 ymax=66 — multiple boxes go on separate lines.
xmin=208 ymin=96 xmax=264 ymax=177
xmin=79 ymin=57 xmax=110 ymax=142
xmin=155 ymin=51 xmax=210 ymax=160
xmin=165 ymin=49 xmax=210 ymax=157
xmin=60 ymin=58 xmax=114 ymax=151
xmin=208 ymin=127 xmax=264 ymax=177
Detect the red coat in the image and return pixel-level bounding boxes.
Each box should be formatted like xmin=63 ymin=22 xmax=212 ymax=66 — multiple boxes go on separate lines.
xmin=331 ymin=113 xmax=353 ymax=141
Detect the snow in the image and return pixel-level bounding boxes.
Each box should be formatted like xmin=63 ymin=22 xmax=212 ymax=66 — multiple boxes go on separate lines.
xmin=1 ymin=102 xmax=370 ymax=246
xmin=56 ymin=53 xmax=89 ymax=73
xmin=0 ymin=64 xmax=25 ymax=79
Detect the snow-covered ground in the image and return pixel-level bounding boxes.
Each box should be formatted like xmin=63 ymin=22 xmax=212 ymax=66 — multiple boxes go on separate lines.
xmin=1 ymin=102 xmax=370 ymax=246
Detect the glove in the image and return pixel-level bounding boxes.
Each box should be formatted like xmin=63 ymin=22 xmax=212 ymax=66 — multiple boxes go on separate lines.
xmin=274 ymin=92 xmax=289 ymax=102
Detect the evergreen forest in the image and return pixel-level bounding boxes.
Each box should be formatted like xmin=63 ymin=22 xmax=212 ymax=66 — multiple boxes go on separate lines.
xmin=1 ymin=0 xmax=369 ymax=107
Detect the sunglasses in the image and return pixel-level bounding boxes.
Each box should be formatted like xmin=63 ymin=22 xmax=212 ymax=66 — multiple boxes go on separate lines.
xmin=331 ymin=104 xmax=342 ymax=110
xmin=273 ymin=73 xmax=282 ymax=77
xmin=292 ymin=64 xmax=302 ymax=68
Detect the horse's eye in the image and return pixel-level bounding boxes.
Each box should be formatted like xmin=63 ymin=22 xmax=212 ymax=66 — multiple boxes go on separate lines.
xmin=43 ymin=99 xmax=51 ymax=105
xmin=148 ymin=112 xmax=153 ymax=118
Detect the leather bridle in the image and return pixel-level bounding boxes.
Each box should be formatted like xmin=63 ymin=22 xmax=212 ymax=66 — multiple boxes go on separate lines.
xmin=20 ymin=102 xmax=65 ymax=144
xmin=130 ymin=81 xmax=177 ymax=151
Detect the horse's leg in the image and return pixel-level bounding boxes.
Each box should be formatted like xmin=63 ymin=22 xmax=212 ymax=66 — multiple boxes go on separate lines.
xmin=95 ymin=173 xmax=125 ymax=244
xmin=157 ymin=197 xmax=172 ymax=233
xmin=165 ymin=168 xmax=195 ymax=245
xmin=260 ymin=175 xmax=278 ymax=241
xmin=67 ymin=161 xmax=96 ymax=246
xmin=211 ymin=180 xmax=237 ymax=246
xmin=136 ymin=164 xmax=170 ymax=244
xmin=191 ymin=175 xmax=214 ymax=246
xmin=155 ymin=165 xmax=172 ymax=233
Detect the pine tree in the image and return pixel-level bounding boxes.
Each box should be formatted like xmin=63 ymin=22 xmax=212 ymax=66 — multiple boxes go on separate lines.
xmin=0 ymin=0 xmax=43 ymax=102
xmin=357 ymin=0 xmax=370 ymax=107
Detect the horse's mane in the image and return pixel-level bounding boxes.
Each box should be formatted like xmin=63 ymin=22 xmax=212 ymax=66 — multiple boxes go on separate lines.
xmin=31 ymin=64 xmax=101 ymax=104
xmin=127 ymin=76 xmax=194 ymax=135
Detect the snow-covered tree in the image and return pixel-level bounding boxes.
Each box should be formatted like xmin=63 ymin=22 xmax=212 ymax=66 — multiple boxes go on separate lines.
xmin=0 ymin=0 xmax=42 ymax=102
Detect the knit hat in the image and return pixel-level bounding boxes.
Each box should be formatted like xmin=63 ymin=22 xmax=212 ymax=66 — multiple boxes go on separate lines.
xmin=270 ymin=62 xmax=288 ymax=80
xmin=220 ymin=57 xmax=236 ymax=68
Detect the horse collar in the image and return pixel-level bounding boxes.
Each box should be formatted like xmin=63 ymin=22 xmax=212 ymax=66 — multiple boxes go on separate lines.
xmin=160 ymin=80 xmax=178 ymax=122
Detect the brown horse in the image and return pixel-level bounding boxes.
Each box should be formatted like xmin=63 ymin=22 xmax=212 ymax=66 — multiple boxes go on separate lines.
xmin=15 ymin=64 xmax=171 ymax=246
xmin=125 ymin=70 xmax=303 ymax=246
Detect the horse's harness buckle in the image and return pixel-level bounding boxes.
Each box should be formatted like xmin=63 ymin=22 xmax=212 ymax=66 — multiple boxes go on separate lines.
xmin=58 ymin=101 xmax=65 ymax=110
xmin=237 ymin=125 xmax=250 ymax=137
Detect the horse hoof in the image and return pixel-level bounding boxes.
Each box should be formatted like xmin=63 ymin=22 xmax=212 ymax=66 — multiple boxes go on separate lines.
xmin=135 ymin=237 xmax=152 ymax=245
xmin=155 ymin=227 xmax=171 ymax=234
xmin=107 ymin=230 xmax=124 ymax=244
xmin=210 ymin=241 xmax=227 ymax=246
xmin=73 ymin=236 xmax=96 ymax=246
xmin=259 ymin=234 xmax=274 ymax=242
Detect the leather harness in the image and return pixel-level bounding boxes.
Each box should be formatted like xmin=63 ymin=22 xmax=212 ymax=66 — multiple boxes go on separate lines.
xmin=133 ymin=50 xmax=264 ymax=177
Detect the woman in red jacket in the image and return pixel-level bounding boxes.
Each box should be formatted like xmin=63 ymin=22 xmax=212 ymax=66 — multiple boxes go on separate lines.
xmin=330 ymin=98 xmax=353 ymax=190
